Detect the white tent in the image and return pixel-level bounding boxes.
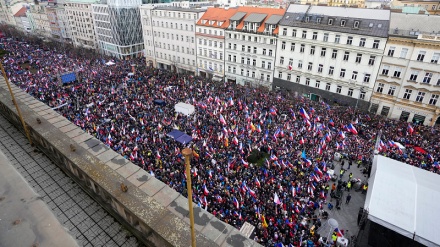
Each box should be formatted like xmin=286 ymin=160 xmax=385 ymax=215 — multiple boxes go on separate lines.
xmin=174 ymin=102 xmax=195 ymax=116
xmin=365 ymin=156 xmax=440 ymax=247
xmin=105 ymin=61 xmax=115 ymax=66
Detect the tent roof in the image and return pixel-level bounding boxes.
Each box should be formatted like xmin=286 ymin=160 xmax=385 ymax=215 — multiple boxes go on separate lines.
xmin=167 ymin=129 xmax=192 ymax=145
xmin=365 ymin=156 xmax=440 ymax=247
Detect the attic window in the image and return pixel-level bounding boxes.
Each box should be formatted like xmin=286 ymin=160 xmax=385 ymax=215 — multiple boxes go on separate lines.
xmin=328 ymin=19 xmax=333 ymax=25
xmin=341 ymin=20 xmax=346 ymax=27
xmin=369 ymin=23 xmax=374 ymax=28
xmin=378 ymin=24 xmax=382 ymax=28
xmin=305 ymin=16 xmax=309 ymax=22
xmin=317 ymin=17 xmax=321 ymax=23
xmin=202 ymin=20 xmax=207 ymax=24
xmin=354 ymin=21 xmax=359 ymax=28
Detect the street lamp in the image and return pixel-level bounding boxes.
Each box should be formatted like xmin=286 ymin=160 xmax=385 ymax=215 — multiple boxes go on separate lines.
xmin=182 ymin=148 xmax=196 ymax=247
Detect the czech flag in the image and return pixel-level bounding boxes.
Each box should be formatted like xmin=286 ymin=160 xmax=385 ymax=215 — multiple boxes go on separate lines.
xmin=233 ymin=197 xmax=239 ymax=209
xmin=249 ymin=188 xmax=256 ymax=198
xmin=270 ymin=154 xmax=278 ymax=161
xmin=317 ymin=145 xmax=323 ymax=155
xmin=339 ymin=131 xmax=346 ymax=139
xmin=314 ymin=166 xmax=323 ymax=177
xmin=408 ymin=124 xmax=414 ymax=135
xmin=219 ymin=114 xmax=226 ymax=125
xmin=203 ymin=184 xmax=209 ymax=195
xmin=427 ymin=154 xmax=434 ymax=162
xmin=329 ymin=119 xmax=335 ymax=126
xmin=274 ymin=192 xmax=282 ymax=205
xmin=299 ymin=108 xmax=310 ymax=120
xmin=208 ymin=170 xmax=213 ymax=179
xmin=299 ymin=137 xmax=305 ymax=144
xmin=255 ymin=177 xmax=261 ymax=187
xmin=347 ymin=123 xmax=358 ymax=135
xmin=335 ymin=228 xmax=344 ymax=237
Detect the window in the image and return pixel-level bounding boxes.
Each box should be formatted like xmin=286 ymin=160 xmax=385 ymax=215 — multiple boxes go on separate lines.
xmin=373 ymin=40 xmax=380 ymax=49
xmin=233 ymin=55 xmax=236 ymax=62
xmin=431 ymin=53 xmax=439 ymax=63
xmin=340 ymin=69 xmax=346 ymax=78
xmin=253 ymin=47 xmax=257 ymax=54
xmin=388 ymin=46 xmax=395 ymax=56
xmin=290 ymin=43 xmax=295 ymax=51
xmin=336 ymin=86 xmax=342 ymax=94
xmin=326 ymin=83 xmax=331 ymax=91
xmin=278 ymin=71 xmax=282 ymax=78
xmin=318 ymin=64 xmax=323 ymax=73
xmin=403 ymin=89 xmax=412 ymax=100
xmin=417 ymin=51 xmax=426 ymax=61
xmin=300 ymin=44 xmax=305 ymax=53
xmin=312 ymin=32 xmax=317 ymax=40
xmin=247 ymin=58 xmax=250 ymax=65
xmin=354 ymin=21 xmax=360 ymax=28
xmin=355 ymin=53 xmax=362 ymax=63
xmin=268 ymin=62 xmax=272 ymax=69
xmin=228 ymin=66 xmax=231 ymax=73
xmin=423 ymin=72 xmax=433 ymax=83
xmin=240 ymin=69 xmax=244 ymax=76
xmin=305 ymin=78 xmax=310 ymax=86
xmin=359 ymin=38 xmax=366 ymax=47
xmin=292 ymin=29 xmax=297 ymax=37
xmin=233 ymin=67 xmax=236 ymax=74
xmin=302 ymin=31 xmax=307 ymax=38
xmin=364 ymin=74 xmax=371 ymax=83
xmin=280 ymin=57 xmax=284 ymax=64
xmin=289 ymin=58 xmax=293 ymax=66
xmin=260 ymin=73 xmax=264 ymax=80
xmin=298 ymin=60 xmax=303 ymax=69
xmin=287 ymin=74 xmax=291 ymax=81
xmin=252 ymin=71 xmax=255 ymax=78
xmin=332 ymin=49 xmax=337 ymax=59
xmin=368 ymin=56 xmax=376 ymax=65
xmin=247 ymin=46 xmax=251 ymax=52
xmin=329 ymin=66 xmax=334 ymax=75
xmin=296 ymin=76 xmax=300 ymax=83
xmin=234 ymin=44 xmax=237 ymax=50
xmin=263 ymin=49 xmax=266 ymax=55
xmin=347 ymin=36 xmax=353 ymax=45
xmin=400 ymin=48 xmax=408 ymax=59
xmin=409 ymin=71 xmax=419 ymax=81
xmin=328 ymin=19 xmax=334 ymax=25
xmin=242 ymin=45 xmax=245 ymax=52
xmin=393 ymin=68 xmax=402 ymax=78
xmin=360 ymin=91 xmax=366 ymax=100
xmin=415 ymin=92 xmax=425 ymax=102
xmin=341 ymin=20 xmax=346 ymax=27
xmin=281 ymin=41 xmax=286 ymax=50
xmin=429 ymin=94 xmax=439 ymax=105
xmin=269 ymin=50 xmax=273 ymax=56
xmin=241 ymin=57 xmax=245 ymax=64
xmin=307 ymin=62 xmax=313 ymax=71
xmin=282 ymin=28 xmax=287 ymax=35
xmin=352 ymin=71 xmax=358 ymax=80
xmin=335 ymin=35 xmax=340 ymax=43
xmin=261 ymin=61 xmax=265 ymax=68
xmin=377 ymin=83 xmax=384 ymax=93
xmin=310 ymin=46 xmax=315 ymax=55
xmin=253 ymin=59 xmax=256 ymax=66
xmin=348 ymin=88 xmax=353 ymax=96
xmin=323 ymin=33 xmax=329 ymax=42
xmin=343 ymin=52 xmax=349 ymax=61
xmin=321 ymin=48 xmax=327 ymax=57
xmin=315 ymin=81 xmax=320 ymax=88
xmin=388 ymin=86 xmax=396 ymax=96
xmin=382 ymin=65 xmax=390 ymax=76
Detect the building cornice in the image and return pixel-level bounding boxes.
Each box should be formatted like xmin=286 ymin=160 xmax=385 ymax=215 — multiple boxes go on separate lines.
xmin=389 ymin=36 xmax=440 ymax=48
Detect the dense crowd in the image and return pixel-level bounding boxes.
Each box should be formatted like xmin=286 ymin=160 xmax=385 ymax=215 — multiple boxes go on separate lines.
xmin=1 ymin=33 xmax=439 ymax=246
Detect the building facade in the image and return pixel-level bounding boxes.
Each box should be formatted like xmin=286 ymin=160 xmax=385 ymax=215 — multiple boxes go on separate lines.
xmin=27 ymin=3 xmax=51 ymax=37
xmin=273 ymin=4 xmax=389 ymax=111
xmin=391 ymin=0 xmax=440 ymax=14
xmin=13 ymin=6 xmax=29 ymax=31
xmin=140 ymin=4 xmax=205 ymax=74
xmin=92 ymin=0 xmax=144 ymax=59
xmin=225 ymin=6 xmax=285 ymax=87
xmin=65 ymin=0 xmax=100 ymax=49
xmin=370 ymin=13 xmax=440 ymax=126
xmin=196 ymin=7 xmax=238 ymax=81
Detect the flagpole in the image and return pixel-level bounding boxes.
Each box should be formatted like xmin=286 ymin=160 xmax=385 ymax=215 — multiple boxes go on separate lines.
xmin=0 ymin=55 xmax=33 ymax=146
xmin=182 ymin=148 xmax=196 ymax=247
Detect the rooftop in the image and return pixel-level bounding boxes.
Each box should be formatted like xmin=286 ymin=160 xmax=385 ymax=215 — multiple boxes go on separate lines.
xmin=228 ymin=6 xmax=286 ymax=35
xmin=13 ymin=7 xmax=27 ymax=17
xmin=280 ymin=4 xmax=391 ymax=38
xmin=389 ymin=12 xmax=440 ymax=37
xmin=197 ymin=7 xmax=239 ymax=29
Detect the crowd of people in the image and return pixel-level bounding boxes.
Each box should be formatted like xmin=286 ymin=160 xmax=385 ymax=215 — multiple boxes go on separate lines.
xmin=1 ymin=30 xmax=439 ymax=246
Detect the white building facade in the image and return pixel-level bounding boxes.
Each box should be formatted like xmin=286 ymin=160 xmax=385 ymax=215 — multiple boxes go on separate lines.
xmin=65 ymin=0 xmax=99 ymax=49
xmin=140 ymin=4 xmax=205 ymax=74
xmin=273 ymin=4 xmax=389 ymax=111
xmin=370 ymin=13 xmax=440 ymax=126
xmin=27 ymin=3 xmax=51 ymax=37
xmin=224 ymin=7 xmax=286 ymax=87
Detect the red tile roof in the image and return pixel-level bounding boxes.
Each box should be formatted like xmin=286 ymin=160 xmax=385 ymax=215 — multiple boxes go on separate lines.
xmin=197 ymin=7 xmax=239 ymax=29
xmin=234 ymin=6 xmax=286 ymax=35
xmin=14 ymin=7 xmax=27 ymax=17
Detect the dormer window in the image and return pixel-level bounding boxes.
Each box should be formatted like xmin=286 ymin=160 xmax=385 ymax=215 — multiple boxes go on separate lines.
xmin=317 ymin=17 xmax=321 ymax=23
xmin=305 ymin=16 xmax=310 ymax=22
xmin=341 ymin=20 xmax=346 ymax=27
xmin=354 ymin=21 xmax=360 ymax=28
xmin=328 ymin=19 xmax=333 ymax=25
xmin=202 ymin=20 xmax=207 ymax=24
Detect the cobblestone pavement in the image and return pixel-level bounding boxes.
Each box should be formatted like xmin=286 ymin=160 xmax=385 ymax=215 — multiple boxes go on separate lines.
xmin=0 ymin=114 xmax=142 ymax=247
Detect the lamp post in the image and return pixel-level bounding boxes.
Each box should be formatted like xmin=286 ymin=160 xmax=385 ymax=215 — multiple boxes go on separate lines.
xmin=0 ymin=50 xmax=33 ymax=146
xmin=182 ymin=148 xmax=196 ymax=247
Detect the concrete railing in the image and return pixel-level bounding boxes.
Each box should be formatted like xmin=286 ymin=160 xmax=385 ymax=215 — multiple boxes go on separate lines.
xmin=0 ymin=78 xmax=261 ymax=247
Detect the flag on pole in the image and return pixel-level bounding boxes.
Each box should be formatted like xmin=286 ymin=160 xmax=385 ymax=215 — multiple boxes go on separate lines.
xmin=274 ymin=192 xmax=282 ymax=205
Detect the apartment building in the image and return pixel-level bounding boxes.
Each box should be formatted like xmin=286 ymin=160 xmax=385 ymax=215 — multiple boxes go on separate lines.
xmin=225 ymin=6 xmax=286 ymax=87
xmin=196 ymin=7 xmax=237 ymax=81
xmin=274 ymin=4 xmax=389 ymax=110
xmin=13 ymin=6 xmax=30 ymax=32
xmin=92 ymin=0 xmax=143 ymax=59
xmin=391 ymin=0 xmax=440 ymax=14
xmin=370 ymin=13 xmax=440 ymax=126
xmin=65 ymin=0 xmax=100 ymax=49
xmin=27 ymin=3 xmax=51 ymax=37
xmin=140 ymin=4 xmax=205 ymax=74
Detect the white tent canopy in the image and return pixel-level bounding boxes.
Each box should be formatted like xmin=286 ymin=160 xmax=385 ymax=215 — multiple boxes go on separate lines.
xmin=105 ymin=61 xmax=115 ymax=66
xmin=174 ymin=102 xmax=195 ymax=116
xmin=365 ymin=156 xmax=440 ymax=247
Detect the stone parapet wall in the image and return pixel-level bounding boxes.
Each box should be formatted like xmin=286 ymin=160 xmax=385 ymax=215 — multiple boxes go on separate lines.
xmin=0 ymin=78 xmax=261 ymax=247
